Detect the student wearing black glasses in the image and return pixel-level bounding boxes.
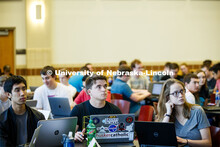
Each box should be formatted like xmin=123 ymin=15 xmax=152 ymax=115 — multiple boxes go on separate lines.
xmin=157 ymin=79 xmax=211 ymax=147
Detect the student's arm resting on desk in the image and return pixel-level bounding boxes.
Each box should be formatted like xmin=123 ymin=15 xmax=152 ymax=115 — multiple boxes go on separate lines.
xmin=130 ymin=91 xmax=151 ymax=102
xmin=177 ymin=128 xmax=212 ymax=147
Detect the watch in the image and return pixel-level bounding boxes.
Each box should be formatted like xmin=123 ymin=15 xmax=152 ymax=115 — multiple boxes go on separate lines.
xmin=164 ymin=113 xmax=171 ymax=117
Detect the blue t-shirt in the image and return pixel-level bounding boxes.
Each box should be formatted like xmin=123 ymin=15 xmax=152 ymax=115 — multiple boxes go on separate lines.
xmin=68 ymin=74 xmax=83 ymax=92
xmin=175 ymin=106 xmax=210 ymax=141
xmin=111 ymin=79 xmax=141 ymax=113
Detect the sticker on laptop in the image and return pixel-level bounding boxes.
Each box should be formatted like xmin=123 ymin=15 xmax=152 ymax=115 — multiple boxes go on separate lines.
xmin=102 ymin=118 xmax=119 ymax=124
xmin=108 ymin=125 xmax=117 ymax=132
xmin=97 ymin=126 xmax=108 ymax=133
xmin=96 ymin=132 xmax=130 ymax=139
xmin=126 ymin=123 xmax=134 ymax=132
xmin=92 ymin=117 xmax=100 ymax=125
xmin=118 ymin=123 xmax=126 ymax=131
xmin=125 ymin=116 xmax=133 ymax=123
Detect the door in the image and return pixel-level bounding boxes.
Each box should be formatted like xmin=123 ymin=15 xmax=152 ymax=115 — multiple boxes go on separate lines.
xmin=0 ymin=29 xmax=15 ymax=75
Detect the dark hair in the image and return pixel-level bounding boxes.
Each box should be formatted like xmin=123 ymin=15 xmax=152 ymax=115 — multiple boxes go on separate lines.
xmin=180 ymin=63 xmax=188 ymax=67
xmin=85 ymin=74 xmax=107 ymax=91
xmin=119 ymin=60 xmax=127 ymax=66
xmin=82 ymin=75 xmax=89 ymax=82
xmin=85 ymin=63 xmax=92 ymax=66
xmin=210 ymin=63 xmax=220 ymax=74
xmin=131 ymin=59 xmax=141 ymax=69
xmin=59 ymin=68 xmax=69 ymax=78
xmin=4 ymin=75 xmax=27 ymax=93
xmin=117 ymin=66 xmax=132 ymax=77
xmin=164 ymin=62 xmax=172 ymax=69
xmin=203 ymin=60 xmax=212 ymax=68
xmin=170 ymin=63 xmax=179 ymax=70
xmin=80 ymin=66 xmax=90 ymax=71
xmin=183 ymin=73 xmax=198 ymax=84
xmin=3 ymin=65 xmax=10 ymax=73
xmin=201 ymin=64 xmax=209 ymax=69
xmin=40 ymin=66 xmax=56 ymax=77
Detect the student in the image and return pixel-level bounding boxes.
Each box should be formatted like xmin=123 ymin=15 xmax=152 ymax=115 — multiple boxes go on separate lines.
xmin=0 ymin=76 xmax=45 ymax=146
xmin=157 ymin=79 xmax=212 ymax=147
xmin=161 ymin=63 xmax=183 ymax=81
xmin=69 ymin=66 xmax=90 ymax=92
xmin=153 ymin=62 xmax=171 ymax=82
xmin=201 ymin=64 xmax=216 ymax=91
xmin=180 ymin=63 xmax=190 ymax=77
xmin=0 ymin=75 xmax=11 ymax=114
xmin=2 ymin=65 xmax=13 ymax=77
xmin=111 ymin=66 xmax=151 ymax=115
xmin=59 ymin=68 xmax=77 ymax=102
xmin=128 ymin=59 xmax=150 ymax=90
xmin=70 ymin=75 xmax=121 ymax=142
xmin=210 ymin=63 xmax=220 ymax=93
xmin=195 ymin=70 xmax=210 ymax=106
xmin=113 ymin=60 xmax=128 ymax=81
xmin=33 ymin=66 xmax=72 ymax=110
xmin=183 ymin=73 xmax=200 ymax=104
xmin=73 ymin=75 xmax=111 ymax=108
xmin=85 ymin=63 xmax=93 ymax=72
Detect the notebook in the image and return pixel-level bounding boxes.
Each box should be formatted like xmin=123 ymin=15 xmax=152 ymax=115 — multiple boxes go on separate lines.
xmin=36 ymin=117 xmax=77 ymax=147
xmin=90 ymin=114 xmax=135 ymax=144
xmin=135 ymin=121 xmax=178 ymax=147
xmin=48 ymin=97 xmax=71 ymax=118
xmin=203 ymin=106 xmax=220 ymax=111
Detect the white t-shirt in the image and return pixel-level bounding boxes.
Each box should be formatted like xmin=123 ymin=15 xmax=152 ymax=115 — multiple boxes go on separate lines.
xmin=64 ymin=84 xmax=77 ymax=106
xmin=33 ymin=83 xmax=72 ymax=111
xmin=185 ymin=87 xmax=195 ymax=104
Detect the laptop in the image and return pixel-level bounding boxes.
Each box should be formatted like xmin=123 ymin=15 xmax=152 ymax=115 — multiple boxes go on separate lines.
xmin=30 ymin=86 xmax=38 ymax=92
xmin=48 ymin=97 xmax=71 ymax=118
xmin=148 ymin=82 xmax=164 ymax=99
xmin=90 ymin=114 xmax=135 ymax=144
xmin=36 ymin=117 xmax=77 ymax=147
xmin=26 ymin=100 xmax=37 ymax=108
xmin=203 ymin=106 xmax=220 ymax=111
xmin=135 ymin=121 xmax=178 ymax=147
xmin=26 ymin=125 xmax=42 ymax=147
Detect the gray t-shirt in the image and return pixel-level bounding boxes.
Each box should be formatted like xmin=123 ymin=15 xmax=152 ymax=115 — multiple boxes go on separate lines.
xmin=175 ymin=106 xmax=210 ymax=140
xmin=16 ymin=111 xmax=28 ymax=145
xmin=0 ymin=99 xmax=11 ymax=114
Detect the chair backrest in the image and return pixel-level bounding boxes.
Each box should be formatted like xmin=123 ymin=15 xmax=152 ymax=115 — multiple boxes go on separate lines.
xmin=111 ymin=93 xmax=123 ymax=100
xmin=111 ymin=99 xmax=130 ymax=114
xmin=138 ymin=105 xmax=154 ymax=121
xmin=210 ymin=126 xmax=220 ymax=146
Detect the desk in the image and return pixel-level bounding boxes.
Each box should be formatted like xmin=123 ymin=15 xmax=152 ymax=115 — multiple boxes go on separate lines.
xmin=204 ymin=107 xmax=220 ymax=126
xmin=75 ymin=140 xmax=139 ymax=147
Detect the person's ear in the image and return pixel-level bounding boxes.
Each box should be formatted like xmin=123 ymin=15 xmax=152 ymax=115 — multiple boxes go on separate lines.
xmin=6 ymin=92 xmax=12 ymax=99
xmin=86 ymin=89 xmax=91 ymax=95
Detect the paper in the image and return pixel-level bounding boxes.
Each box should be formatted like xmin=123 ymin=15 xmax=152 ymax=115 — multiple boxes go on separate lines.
xmin=88 ymin=138 xmax=101 ymax=147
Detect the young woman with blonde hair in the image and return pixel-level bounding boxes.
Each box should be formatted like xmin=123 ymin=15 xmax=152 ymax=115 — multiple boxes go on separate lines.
xmin=157 ymin=79 xmax=211 ymax=147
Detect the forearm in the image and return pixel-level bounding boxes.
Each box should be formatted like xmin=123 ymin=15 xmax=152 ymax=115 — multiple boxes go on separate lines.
xmin=162 ymin=116 xmax=170 ymax=122
xmin=187 ymin=139 xmax=212 ymax=147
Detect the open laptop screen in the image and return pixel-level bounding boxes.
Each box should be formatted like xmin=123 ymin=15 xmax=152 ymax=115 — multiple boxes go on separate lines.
xmin=152 ymin=83 xmax=163 ymax=96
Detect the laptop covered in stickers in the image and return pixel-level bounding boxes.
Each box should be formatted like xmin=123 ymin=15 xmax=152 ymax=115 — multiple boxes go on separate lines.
xmin=90 ymin=114 xmax=135 ymax=143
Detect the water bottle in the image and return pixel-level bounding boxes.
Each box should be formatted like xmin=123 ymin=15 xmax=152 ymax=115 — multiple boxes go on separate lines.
xmin=62 ymin=131 xmax=74 ymax=147
xmin=108 ymin=77 xmax=113 ymax=86
xmin=215 ymin=90 xmax=220 ymax=107
xmin=87 ymin=119 xmax=96 ymax=146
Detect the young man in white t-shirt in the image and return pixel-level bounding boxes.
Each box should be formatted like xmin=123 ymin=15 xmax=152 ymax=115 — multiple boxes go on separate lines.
xmin=33 ymin=66 xmax=72 ymax=111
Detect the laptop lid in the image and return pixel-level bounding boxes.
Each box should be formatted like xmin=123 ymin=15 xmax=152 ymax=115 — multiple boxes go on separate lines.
xmin=148 ymin=82 xmax=163 ymax=97
xmin=29 ymin=124 xmax=42 ymax=147
xmin=30 ymin=86 xmax=38 ymax=92
xmin=90 ymin=114 xmax=135 ymax=143
xmin=48 ymin=97 xmax=71 ymax=117
xmin=26 ymin=100 xmax=37 ymax=108
xmin=135 ymin=121 xmax=178 ymax=147
xmin=36 ymin=117 xmax=77 ymax=147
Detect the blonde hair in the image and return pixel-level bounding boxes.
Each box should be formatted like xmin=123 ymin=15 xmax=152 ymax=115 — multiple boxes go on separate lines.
xmin=157 ymin=79 xmax=194 ymax=122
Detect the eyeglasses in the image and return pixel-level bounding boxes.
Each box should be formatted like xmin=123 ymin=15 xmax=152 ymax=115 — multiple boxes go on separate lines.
xmin=169 ymin=89 xmax=185 ymax=97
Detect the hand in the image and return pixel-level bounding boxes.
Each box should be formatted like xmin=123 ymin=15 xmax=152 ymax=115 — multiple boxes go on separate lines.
xmin=74 ymin=128 xmax=86 ymax=142
xmin=165 ymin=100 xmax=174 ymax=115
xmin=177 ymin=136 xmax=188 ymax=144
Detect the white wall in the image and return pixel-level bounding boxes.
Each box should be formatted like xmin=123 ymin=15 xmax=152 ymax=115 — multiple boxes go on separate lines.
xmin=52 ymin=0 xmax=220 ymax=64
xmin=0 ymin=0 xmax=26 ymax=66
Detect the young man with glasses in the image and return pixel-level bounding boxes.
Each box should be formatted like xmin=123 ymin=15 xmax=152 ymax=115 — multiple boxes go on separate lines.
xmin=183 ymin=73 xmax=200 ymax=104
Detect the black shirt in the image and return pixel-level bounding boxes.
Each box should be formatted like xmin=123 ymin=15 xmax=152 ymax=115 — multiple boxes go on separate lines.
xmin=199 ymin=86 xmax=210 ymax=100
xmin=70 ymin=100 xmax=122 ymax=131
xmin=207 ymin=78 xmax=216 ymax=90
